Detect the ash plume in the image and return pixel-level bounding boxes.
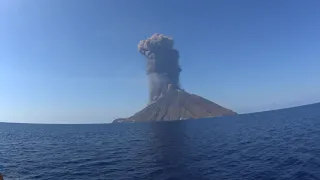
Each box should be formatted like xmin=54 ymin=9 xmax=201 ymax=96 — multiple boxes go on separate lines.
xmin=138 ymin=33 xmax=182 ymax=103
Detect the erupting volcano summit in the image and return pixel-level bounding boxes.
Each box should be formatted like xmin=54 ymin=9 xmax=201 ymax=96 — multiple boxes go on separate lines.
xmin=112 ymin=33 xmax=237 ymax=123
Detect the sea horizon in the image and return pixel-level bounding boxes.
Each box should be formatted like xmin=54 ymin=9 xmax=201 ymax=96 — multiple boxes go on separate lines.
xmin=1 ymin=102 xmax=319 ymax=125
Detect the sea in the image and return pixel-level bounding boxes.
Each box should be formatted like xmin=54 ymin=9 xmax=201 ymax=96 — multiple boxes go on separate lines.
xmin=1 ymin=103 xmax=320 ymax=180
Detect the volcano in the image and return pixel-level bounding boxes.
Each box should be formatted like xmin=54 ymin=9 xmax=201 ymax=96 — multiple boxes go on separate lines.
xmin=112 ymin=33 xmax=237 ymax=123
xmin=112 ymin=89 xmax=237 ymax=123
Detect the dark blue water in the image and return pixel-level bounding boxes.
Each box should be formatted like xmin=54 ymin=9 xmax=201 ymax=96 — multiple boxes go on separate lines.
xmin=1 ymin=103 xmax=320 ymax=180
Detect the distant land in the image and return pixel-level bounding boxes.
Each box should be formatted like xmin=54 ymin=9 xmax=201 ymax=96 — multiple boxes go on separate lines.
xmin=113 ymin=101 xmax=320 ymax=123
xmin=113 ymin=89 xmax=237 ymax=123
xmin=0 ymin=102 xmax=319 ymax=125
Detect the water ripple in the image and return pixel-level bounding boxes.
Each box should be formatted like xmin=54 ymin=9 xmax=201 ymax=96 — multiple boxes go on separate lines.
xmin=1 ymin=104 xmax=320 ymax=179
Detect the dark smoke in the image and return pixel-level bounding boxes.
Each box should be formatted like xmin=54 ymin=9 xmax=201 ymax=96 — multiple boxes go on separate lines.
xmin=138 ymin=33 xmax=182 ymax=104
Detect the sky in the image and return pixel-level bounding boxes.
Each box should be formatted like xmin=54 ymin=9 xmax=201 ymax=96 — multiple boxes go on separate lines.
xmin=0 ymin=0 xmax=319 ymax=124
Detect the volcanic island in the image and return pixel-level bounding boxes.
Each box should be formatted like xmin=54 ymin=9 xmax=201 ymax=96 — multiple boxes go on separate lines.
xmin=113 ymin=33 xmax=237 ymax=123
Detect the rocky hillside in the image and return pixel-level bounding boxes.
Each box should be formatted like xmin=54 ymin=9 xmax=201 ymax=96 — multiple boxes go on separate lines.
xmin=113 ymin=89 xmax=237 ymax=123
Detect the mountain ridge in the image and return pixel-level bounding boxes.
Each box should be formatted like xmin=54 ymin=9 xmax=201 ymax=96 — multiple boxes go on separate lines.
xmin=113 ymin=89 xmax=237 ymax=123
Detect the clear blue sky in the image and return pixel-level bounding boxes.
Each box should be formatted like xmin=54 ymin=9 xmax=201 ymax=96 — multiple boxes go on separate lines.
xmin=1 ymin=0 xmax=319 ymax=124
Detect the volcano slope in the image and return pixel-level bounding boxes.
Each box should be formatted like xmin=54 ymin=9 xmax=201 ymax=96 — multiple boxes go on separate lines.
xmin=112 ymin=89 xmax=237 ymax=123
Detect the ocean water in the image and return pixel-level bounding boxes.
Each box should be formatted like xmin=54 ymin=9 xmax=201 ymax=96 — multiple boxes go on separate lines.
xmin=1 ymin=104 xmax=320 ymax=180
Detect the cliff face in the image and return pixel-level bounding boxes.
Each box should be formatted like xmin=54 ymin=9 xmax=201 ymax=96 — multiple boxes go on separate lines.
xmin=112 ymin=89 xmax=237 ymax=123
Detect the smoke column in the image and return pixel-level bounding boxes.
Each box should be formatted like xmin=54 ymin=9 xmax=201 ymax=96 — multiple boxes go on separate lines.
xmin=138 ymin=33 xmax=182 ymax=104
